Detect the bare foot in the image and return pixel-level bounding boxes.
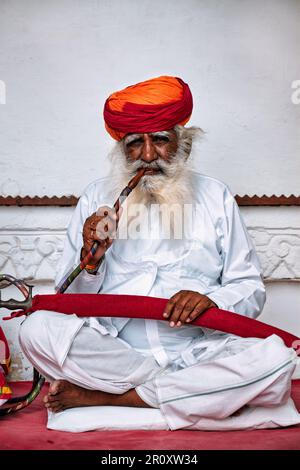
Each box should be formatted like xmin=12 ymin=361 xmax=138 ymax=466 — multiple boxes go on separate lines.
xmin=43 ymin=379 xmax=150 ymax=413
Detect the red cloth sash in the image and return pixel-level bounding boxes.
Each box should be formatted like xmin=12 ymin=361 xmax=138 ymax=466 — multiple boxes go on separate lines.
xmin=12 ymin=293 xmax=300 ymax=350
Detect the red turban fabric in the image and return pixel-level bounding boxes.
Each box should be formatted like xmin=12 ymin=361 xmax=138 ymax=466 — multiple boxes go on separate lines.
xmin=103 ymin=76 xmax=193 ymax=141
xmin=6 ymin=294 xmax=299 ymax=350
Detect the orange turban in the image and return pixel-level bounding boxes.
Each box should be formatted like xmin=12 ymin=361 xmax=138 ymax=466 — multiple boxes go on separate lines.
xmin=103 ymin=76 xmax=193 ymax=141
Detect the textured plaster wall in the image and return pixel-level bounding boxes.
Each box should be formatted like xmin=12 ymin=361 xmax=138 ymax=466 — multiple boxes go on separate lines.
xmin=0 ymin=0 xmax=299 ymax=197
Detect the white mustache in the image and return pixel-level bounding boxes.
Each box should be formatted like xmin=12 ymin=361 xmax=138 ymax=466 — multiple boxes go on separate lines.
xmin=129 ymin=158 xmax=177 ymax=177
xmin=134 ymin=160 xmax=165 ymax=168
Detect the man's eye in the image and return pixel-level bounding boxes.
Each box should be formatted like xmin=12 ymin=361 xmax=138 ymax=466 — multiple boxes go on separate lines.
xmin=127 ymin=138 xmax=143 ymax=147
xmin=152 ymin=136 xmax=169 ymax=143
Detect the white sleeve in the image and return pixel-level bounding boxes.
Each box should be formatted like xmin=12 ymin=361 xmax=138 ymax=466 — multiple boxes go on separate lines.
xmin=207 ymin=187 xmax=266 ymax=318
xmin=55 ymin=191 xmax=107 ymax=294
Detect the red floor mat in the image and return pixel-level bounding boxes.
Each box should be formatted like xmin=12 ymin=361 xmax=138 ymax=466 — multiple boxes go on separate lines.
xmin=1 ymin=381 xmax=300 ymax=450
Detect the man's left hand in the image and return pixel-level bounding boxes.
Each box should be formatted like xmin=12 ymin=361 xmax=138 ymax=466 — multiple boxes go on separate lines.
xmin=163 ymin=290 xmax=218 ymax=327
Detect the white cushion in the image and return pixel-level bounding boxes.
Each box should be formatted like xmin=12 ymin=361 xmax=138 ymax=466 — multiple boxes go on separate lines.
xmin=47 ymin=398 xmax=300 ymax=433
xmin=47 ymin=406 xmax=169 ymax=432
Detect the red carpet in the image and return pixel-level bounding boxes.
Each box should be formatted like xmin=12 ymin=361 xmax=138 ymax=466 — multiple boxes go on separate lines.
xmin=1 ymin=381 xmax=300 ymax=450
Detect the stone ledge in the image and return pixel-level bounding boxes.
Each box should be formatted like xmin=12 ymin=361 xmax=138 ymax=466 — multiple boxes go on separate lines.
xmin=1 ymin=194 xmax=300 ymax=206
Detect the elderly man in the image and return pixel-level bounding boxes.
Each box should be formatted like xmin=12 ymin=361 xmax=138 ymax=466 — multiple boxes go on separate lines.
xmin=19 ymin=76 xmax=297 ymax=430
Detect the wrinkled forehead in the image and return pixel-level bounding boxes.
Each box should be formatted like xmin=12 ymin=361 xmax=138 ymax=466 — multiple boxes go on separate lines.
xmin=123 ymin=130 xmax=177 ymax=146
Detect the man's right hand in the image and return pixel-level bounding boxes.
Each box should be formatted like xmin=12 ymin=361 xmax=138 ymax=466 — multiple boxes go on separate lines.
xmin=81 ymin=205 xmax=121 ymax=265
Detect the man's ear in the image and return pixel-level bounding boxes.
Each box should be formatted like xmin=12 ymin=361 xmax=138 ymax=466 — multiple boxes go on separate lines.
xmin=175 ymin=125 xmax=205 ymax=161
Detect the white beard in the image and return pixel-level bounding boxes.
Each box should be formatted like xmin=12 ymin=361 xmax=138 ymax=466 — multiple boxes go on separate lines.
xmin=106 ymin=126 xmax=202 ymax=239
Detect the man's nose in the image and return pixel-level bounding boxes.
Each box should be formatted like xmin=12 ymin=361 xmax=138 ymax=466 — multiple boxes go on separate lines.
xmin=140 ymin=135 xmax=157 ymax=163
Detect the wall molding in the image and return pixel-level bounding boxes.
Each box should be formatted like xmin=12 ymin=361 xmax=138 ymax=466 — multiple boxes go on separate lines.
xmin=0 ymin=227 xmax=299 ymax=281
xmin=0 ymin=195 xmax=78 ymax=207
xmin=235 ymin=195 xmax=300 ymax=206
xmin=1 ymin=194 xmax=300 ymax=207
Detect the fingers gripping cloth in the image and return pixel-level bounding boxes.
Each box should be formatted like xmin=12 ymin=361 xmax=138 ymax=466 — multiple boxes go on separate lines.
xmin=7 ymin=293 xmax=300 ymax=350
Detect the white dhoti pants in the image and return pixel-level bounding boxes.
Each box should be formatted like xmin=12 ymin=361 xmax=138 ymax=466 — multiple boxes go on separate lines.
xmin=19 ymin=310 xmax=298 ymax=430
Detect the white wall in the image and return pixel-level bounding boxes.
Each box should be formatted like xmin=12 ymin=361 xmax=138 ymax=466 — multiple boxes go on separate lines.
xmin=0 ymin=0 xmax=299 ymax=197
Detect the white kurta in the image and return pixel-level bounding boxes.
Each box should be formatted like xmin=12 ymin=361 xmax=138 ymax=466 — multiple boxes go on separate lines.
xmin=55 ymin=171 xmax=266 ymax=369
xmin=19 ymin=171 xmax=300 ymax=431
